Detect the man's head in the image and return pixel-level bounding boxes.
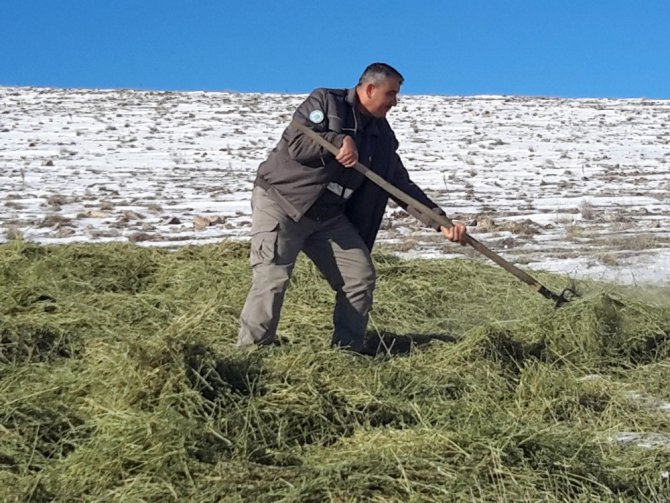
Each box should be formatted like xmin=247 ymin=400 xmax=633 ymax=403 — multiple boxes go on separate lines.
xmin=356 ymin=62 xmax=403 ymax=118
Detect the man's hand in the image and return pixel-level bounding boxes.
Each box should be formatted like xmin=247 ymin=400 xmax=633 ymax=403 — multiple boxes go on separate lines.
xmin=336 ymin=136 xmax=358 ymax=168
xmin=441 ymin=222 xmax=467 ymax=245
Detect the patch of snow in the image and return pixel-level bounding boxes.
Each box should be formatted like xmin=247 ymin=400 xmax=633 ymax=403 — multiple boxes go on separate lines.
xmin=2 ymin=86 xmax=670 ymax=286
xmin=611 ymin=432 xmax=670 ymax=449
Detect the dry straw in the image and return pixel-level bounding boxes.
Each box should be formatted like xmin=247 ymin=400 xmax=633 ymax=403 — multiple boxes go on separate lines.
xmin=1 ymin=241 xmax=669 ymax=501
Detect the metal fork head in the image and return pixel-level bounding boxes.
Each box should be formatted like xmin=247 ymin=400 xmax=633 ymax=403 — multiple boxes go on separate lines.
xmin=554 ymin=287 xmax=580 ymax=308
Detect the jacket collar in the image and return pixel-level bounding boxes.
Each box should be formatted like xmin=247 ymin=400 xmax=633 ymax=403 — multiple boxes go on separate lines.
xmin=346 ymin=87 xmax=358 ymax=107
xmin=346 ymin=87 xmax=381 ymax=136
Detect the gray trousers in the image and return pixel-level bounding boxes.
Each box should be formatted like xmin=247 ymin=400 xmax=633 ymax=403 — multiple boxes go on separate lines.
xmin=237 ymin=186 xmax=375 ymax=351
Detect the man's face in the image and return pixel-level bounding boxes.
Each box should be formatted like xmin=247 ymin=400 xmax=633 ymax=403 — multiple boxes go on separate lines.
xmin=363 ymin=77 xmax=401 ymax=118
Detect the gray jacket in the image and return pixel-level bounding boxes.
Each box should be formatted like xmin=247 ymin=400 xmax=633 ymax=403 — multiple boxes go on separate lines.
xmin=255 ymin=87 xmax=443 ymax=249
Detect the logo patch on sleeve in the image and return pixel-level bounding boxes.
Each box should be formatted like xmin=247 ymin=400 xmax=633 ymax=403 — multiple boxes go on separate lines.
xmin=309 ymin=110 xmax=325 ymax=124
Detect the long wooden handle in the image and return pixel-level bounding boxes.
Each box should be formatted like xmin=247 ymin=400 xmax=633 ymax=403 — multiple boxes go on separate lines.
xmin=291 ymin=120 xmax=563 ymax=302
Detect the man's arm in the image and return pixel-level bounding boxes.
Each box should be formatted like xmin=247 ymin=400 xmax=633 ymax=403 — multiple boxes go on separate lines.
xmin=284 ymin=90 xmax=349 ymax=165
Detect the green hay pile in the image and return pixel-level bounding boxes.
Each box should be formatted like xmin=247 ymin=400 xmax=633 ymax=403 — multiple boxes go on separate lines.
xmin=1 ymin=241 xmax=669 ymax=502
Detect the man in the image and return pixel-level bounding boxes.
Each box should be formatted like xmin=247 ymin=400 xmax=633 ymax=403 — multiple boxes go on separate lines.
xmin=237 ymin=62 xmax=466 ymax=353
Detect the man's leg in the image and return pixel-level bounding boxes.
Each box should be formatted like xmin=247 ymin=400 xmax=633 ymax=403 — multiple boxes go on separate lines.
xmin=237 ymin=187 xmax=308 ymax=347
xmin=302 ymin=214 xmax=376 ymax=352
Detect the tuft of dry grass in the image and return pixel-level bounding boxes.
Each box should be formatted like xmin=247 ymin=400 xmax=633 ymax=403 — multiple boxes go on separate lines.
xmin=580 ymin=200 xmax=595 ymax=220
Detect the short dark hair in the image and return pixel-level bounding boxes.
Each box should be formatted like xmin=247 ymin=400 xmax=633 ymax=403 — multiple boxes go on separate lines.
xmin=357 ymin=62 xmax=404 ymax=86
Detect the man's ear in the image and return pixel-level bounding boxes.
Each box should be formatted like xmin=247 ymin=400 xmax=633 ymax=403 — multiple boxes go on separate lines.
xmin=365 ymin=83 xmax=376 ymax=99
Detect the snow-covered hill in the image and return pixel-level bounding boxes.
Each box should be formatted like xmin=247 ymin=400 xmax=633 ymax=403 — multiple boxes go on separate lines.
xmin=1 ymin=86 xmax=669 ymax=285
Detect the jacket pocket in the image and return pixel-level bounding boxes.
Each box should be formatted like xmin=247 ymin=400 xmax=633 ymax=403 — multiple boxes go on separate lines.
xmin=250 ymin=221 xmax=279 ymax=267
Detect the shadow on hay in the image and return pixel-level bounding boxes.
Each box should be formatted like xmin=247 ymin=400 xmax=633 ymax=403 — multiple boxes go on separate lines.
xmin=183 ymin=343 xmax=264 ymax=400
xmin=482 ymin=330 xmax=547 ymax=376
xmin=627 ymin=331 xmax=670 ymax=364
xmin=1 ymin=404 xmax=90 ymax=469
xmin=0 ymin=325 xmax=83 ymax=365
xmin=595 ymin=293 xmax=670 ymax=365
xmin=364 ymin=331 xmax=457 ymax=356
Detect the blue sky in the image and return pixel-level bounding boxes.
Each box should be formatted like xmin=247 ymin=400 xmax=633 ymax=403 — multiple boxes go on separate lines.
xmin=2 ymin=0 xmax=669 ymax=98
